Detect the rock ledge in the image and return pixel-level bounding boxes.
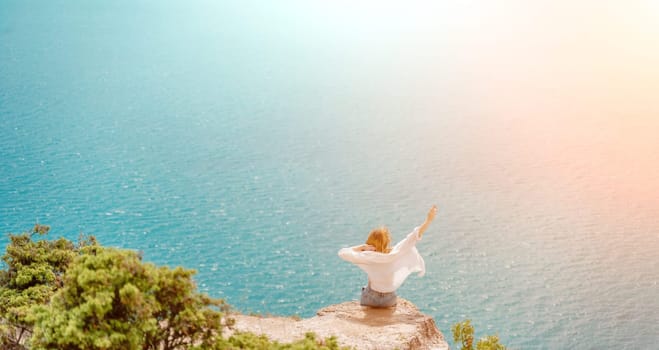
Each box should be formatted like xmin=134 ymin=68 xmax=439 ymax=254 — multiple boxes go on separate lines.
xmin=229 ymin=298 xmax=449 ymax=350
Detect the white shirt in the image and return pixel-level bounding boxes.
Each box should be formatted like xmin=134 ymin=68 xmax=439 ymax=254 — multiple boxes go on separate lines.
xmin=338 ymin=227 xmax=426 ymax=293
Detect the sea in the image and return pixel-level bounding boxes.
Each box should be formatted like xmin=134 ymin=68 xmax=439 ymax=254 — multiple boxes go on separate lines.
xmin=1 ymin=1 xmax=658 ymax=349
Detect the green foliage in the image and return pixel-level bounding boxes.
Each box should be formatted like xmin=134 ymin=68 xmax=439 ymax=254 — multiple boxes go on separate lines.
xmin=0 ymin=224 xmax=96 ymax=349
xmin=452 ymin=319 xmax=507 ymax=350
xmin=1 ymin=225 xmax=349 ymax=350
xmin=452 ymin=319 xmax=475 ymax=350
xmin=28 ymin=247 xmax=226 ymax=350
xmin=476 ymin=335 xmax=506 ymax=350
xmin=200 ymin=331 xmax=349 ymax=350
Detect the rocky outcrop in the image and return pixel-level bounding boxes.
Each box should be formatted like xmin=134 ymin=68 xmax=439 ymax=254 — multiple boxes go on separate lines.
xmin=228 ymin=298 xmax=450 ymax=350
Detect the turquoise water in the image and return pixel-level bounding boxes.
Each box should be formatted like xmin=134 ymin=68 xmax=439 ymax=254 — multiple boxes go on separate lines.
xmin=2 ymin=1 xmax=659 ymax=349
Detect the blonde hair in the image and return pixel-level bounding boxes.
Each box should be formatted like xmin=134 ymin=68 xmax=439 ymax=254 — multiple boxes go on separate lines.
xmin=366 ymin=227 xmax=392 ymax=253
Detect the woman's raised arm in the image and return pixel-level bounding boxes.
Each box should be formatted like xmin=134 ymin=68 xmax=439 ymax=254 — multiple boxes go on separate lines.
xmin=417 ymin=205 xmax=438 ymax=238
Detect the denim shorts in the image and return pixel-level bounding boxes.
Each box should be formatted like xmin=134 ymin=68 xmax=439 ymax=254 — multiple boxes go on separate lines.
xmin=360 ymin=285 xmax=397 ymax=307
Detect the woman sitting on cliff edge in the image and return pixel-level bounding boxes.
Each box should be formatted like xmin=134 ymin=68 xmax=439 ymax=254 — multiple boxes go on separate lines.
xmin=338 ymin=205 xmax=437 ymax=308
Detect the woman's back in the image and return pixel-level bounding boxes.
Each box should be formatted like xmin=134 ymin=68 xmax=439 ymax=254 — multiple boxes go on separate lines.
xmin=338 ymin=205 xmax=437 ymax=308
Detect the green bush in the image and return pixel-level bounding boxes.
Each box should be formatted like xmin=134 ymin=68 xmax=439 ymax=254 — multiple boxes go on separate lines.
xmin=1 ymin=225 xmax=348 ymax=350
xmin=452 ymin=319 xmax=507 ymax=350
xmin=0 ymin=224 xmax=95 ymax=349
xmin=203 ymin=332 xmax=347 ymax=350
xmin=28 ymin=247 xmax=226 ymax=350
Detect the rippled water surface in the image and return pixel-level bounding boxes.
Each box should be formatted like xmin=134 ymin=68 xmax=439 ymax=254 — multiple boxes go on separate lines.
xmin=2 ymin=1 xmax=659 ymax=349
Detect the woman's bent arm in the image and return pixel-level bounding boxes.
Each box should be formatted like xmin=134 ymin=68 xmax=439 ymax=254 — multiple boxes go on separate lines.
xmin=353 ymin=244 xmax=375 ymax=252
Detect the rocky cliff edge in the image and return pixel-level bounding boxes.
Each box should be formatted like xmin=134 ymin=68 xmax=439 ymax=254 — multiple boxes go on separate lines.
xmin=228 ymin=298 xmax=450 ymax=350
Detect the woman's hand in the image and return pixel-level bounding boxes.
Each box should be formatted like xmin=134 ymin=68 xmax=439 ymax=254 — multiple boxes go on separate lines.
xmin=418 ymin=205 xmax=438 ymax=238
xmin=427 ymin=205 xmax=438 ymax=222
